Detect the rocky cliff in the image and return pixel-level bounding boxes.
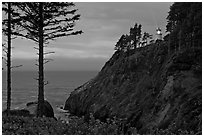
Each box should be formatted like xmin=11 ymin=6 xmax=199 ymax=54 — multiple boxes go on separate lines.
xmin=64 ymin=42 xmax=202 ymax=133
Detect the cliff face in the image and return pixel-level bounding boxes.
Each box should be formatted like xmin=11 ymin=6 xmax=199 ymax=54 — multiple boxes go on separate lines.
xmin=64 ymin=42 xmax=202 ymax=133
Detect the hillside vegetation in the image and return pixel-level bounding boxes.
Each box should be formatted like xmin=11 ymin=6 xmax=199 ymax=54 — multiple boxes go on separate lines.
xmin=64 ymin=3 xmax=202 ymax=134
xmin=65 ymin=42 xmax=201 ymax=134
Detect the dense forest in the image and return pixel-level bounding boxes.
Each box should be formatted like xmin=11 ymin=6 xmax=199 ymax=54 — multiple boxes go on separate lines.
xmin=2 ymin=2 xmax=202 ymax=135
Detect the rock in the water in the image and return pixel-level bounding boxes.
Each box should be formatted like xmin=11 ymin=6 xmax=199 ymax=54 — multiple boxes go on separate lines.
xmin=26 ymin=100 xmax=55 ymax=118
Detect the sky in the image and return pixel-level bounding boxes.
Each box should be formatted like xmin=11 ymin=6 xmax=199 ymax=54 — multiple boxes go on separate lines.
xmin=2 ymin=2 xmax=172 ymax=71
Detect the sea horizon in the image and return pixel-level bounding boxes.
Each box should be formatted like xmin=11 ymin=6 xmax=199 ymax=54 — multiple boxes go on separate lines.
xmin=2 ymin=70 xmax=98 ymax=114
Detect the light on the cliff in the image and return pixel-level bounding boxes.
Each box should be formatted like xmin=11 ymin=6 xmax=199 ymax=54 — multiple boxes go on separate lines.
xmin=156 ymin=27 xmax=162 ymax=40
xmin=157 ymin=30 xmax=161 ymax=34
xmin=156 ymin=28 xmax=161 ymax=35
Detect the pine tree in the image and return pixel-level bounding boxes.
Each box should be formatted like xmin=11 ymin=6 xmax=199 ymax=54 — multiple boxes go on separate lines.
xmin=14 ymin=2 xmax=82 ymax=117
xmin=166 ymin=2 xmax=202 ymax=52
xmin=142 ymin=32 xmax=152 ymax=46
xmin=136 ymin=24 xmax=142 ymax=48
xmin=115 ymin=35 xmax=125 ymax=51
xmin=129 ymin=23 xmax=142 ymax=49
xmin=2 ymin=2 xmax=22 ymax=114
xmin=4 ymin=2 xmax=11 ymax=113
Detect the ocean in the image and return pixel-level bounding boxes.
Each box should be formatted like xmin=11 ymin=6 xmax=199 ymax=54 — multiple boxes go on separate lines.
xmin=2 ymin=71 xmax=98 ymax=116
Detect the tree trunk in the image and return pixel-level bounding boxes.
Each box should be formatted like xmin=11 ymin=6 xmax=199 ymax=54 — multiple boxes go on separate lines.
xmin=37 ymin=2 xmax=45 ymax=117
xmin=7 ymin=2 xmax=12 ymax=114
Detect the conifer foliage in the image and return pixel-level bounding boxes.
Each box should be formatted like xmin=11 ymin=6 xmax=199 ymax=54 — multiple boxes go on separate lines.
xmin=2 ymin=2 xmax=23 ymax=114
xmin=130 ymin=23 xmax=142 ymax=49
xmin=114 ymin=23 xmax=151 ymax=52
xmin=166 ymin=2 xmax=202 ymax=52
xmin=13 ymin=2 xmax=82 ymax=117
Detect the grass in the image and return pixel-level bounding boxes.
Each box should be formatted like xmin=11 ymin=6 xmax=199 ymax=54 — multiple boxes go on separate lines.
xmin=2 ymin=110 xmax=201 ymax=135
xmin=2 ymin=111 xmax=136 ymax=135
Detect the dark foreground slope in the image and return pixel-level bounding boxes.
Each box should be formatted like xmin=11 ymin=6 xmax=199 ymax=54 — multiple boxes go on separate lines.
xmin=64 ymin=42 xmax=202 ymax=134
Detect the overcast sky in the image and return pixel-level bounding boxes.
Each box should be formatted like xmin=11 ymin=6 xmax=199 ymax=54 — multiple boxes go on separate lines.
xmin=2 ymin=2 xmax=172 ymax=71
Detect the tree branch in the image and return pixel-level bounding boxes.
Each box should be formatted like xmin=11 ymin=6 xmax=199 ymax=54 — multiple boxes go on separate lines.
xmin=44 ymin=51 xmax=55 ymax=55
xmin=33 ymin=77 xmax=39 ymax=81
xmin=43 ymin=58 xmax=54 ymax=64
xmin=3 ymin=48 xmax=8 ymax=54
xmin=34 ymin=47 xmax=39 ymax=50
xmin=11 ymin=65 xmax=23 ymax=69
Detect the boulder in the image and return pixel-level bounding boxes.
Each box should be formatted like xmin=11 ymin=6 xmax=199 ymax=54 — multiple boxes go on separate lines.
xmin=26 ymin=100 xmax=55 ymax=118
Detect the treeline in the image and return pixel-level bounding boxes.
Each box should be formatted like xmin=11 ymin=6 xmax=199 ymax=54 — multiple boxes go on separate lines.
xmin=115 ymin=2 xmax=202 ymax=54
xmin=2 ymin=2 xmax=82 ymax=117
xmin=114 ymin=23 xmax=153 ymax=52
xmin=165 ymin=2 xmax=202 ymax=53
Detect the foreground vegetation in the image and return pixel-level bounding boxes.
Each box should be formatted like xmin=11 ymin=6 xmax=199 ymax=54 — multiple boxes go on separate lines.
xmin=2 ymin=110 xmax=201 ymax=135
xmin=3 ymin=112 xmax=133 ymax=135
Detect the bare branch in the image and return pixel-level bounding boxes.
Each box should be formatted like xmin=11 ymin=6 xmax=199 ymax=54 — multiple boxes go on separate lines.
xmin=33 ymin=78 xmax=39 ymax=81
xmin=44 ymin=30 xmax=83 ymax=41
xmin=43 ymin=58 xmax=54 ymax=64
xmin=3 ymin=48 xmax=8 ymax=54
xmin=11 ymin=65 xmax=23 ymax=69
xmin=44 ymin=51 xmax=55 ymax=55
xmin=2 ymin=43 xmax=7 ymax=49
xmin=2 ymin=57 xmax=7 ymax=64
xmin=34 ymin=47 xmax=39 ymax=50
xmin=12 ymin=33 xmax=38 ymax=43
xmin=43 ymin=60 xmax=50 ymax=64
xmin=44 ymin=58 xmax=54 ymax=61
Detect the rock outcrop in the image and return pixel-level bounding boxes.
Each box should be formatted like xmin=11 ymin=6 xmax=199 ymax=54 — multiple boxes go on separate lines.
xmin=26 ymin=100 xmax=55 ymax=118
xmin=64 ymin=42 xmax=202 ymax=133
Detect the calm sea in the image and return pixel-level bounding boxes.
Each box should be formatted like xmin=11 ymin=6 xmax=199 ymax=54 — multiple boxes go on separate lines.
xmin=2 ymin=71 xmax=98 ymax=113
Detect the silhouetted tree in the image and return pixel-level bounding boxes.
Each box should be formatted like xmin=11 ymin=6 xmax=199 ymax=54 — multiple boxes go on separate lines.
xmin=3 ymin=3 xmax=11 ymax=113
xmin=130 ymin=23 xmax=142 ymax=49
xmin=125 ymin=34 xmax=132 ymax=51
xmin=166 ymin=2 xmax=202 ymax=52
xmin=142 ymin=32 xmax=152 ymax=46
xmin=14 ymin=2 xmax=82 ymax=117
xmin=2 ymin=2 xmax=22 ymax=114
xmin=115 ymin=35 xmax=126 ymax=51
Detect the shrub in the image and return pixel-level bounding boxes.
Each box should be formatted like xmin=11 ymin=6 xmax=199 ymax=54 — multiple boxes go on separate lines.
xmin=2 ymin=113 xmax=200 ymax=135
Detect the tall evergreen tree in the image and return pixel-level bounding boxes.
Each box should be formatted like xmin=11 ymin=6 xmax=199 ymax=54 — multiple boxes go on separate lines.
xmin=130 ymin=23 xmax=142 ymax=49
xmin=2 ymin=2 xmax=22 ymax=114
xmin=4 ymin=2 xmax=11 ymax=113
xmin=14 ymin=2 xmax=82 ymax=117
xmin=166 ymin=2 xmax=202 ymax=52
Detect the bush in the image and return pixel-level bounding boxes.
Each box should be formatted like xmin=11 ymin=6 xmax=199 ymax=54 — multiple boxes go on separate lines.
xmin=3 ymin=109 xmax=32 ymax=117
xmin=2 ymin=113 xmax=200 ymax=135
xmin=2 ymin=114 xmax=133 ymax=135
